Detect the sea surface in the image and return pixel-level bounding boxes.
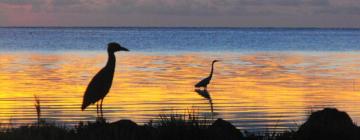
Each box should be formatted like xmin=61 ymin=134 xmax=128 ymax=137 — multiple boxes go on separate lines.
xmin=1 ymin=27 xmax=360 ymax=132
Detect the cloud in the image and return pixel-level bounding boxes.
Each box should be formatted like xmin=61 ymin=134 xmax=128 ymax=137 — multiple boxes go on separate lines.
xmin=0 ymin=0 xmax=360 ymax=27
xmin=0 ymin=0 xmax=38 ymax=5
xmin=0 ymin=0 xmax=339 ymax=16
xmin=134 ymin=0 xmax=219 ymax=16
xmin=236 ymin=0 xmax=304 ymax=6
xmin=0 ymin=9 xmax=6 ymax=22
xmin=218 ymin=0 xmax=330 ymax=7
xmin=307 ymin=0 xmax=329 ymax=6
xmin=47 ymin=0 xmax=220 ymax=16
xmin=317 ymin=6 xmax=360 ymax=15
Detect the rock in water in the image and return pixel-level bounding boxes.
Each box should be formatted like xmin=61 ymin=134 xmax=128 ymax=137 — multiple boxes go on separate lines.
xmin=296 ymin=108 xmax=359 ymax=140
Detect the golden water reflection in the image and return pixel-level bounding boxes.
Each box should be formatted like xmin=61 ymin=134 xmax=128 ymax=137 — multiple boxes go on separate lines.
xmin=1 ymin=51 xmax=360 ymax=131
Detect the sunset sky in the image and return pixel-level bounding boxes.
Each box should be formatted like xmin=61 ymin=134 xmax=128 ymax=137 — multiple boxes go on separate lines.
xmin=1 ymin=0 xmax=360 ymax=27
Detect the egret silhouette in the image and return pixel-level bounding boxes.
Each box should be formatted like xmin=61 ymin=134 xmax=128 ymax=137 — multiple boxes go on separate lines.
xmin=195 ymin=89 xmax=214 ymax=114
xmin=81 ymin=42 xmax=129 ymax=117
xmin=195 ymin=60 xmax=219 ymax=89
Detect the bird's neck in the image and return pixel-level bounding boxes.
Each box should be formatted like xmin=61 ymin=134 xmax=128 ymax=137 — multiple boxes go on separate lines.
xmin=106 ymin=52 xmax=116 ymax=68
xmin=209 ymin=62 xmax=215 ymax=78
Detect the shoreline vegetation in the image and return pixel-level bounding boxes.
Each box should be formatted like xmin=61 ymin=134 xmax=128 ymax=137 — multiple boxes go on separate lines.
xmin=0 ymin=108 xmax=359 ymax=140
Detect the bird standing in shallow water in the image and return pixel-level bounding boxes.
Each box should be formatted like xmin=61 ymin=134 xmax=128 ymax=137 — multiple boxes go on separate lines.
xmin=81 ymin=42 xmax=129 ymax=118
xmin=195 ymin=60 xmax=219 ymax=89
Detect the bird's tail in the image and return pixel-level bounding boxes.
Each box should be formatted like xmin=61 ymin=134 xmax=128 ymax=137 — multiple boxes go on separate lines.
xmin=81 ymin=104 xmax=86 ymax=111
xmin=81 ymin=100 xmax=90 ymax=111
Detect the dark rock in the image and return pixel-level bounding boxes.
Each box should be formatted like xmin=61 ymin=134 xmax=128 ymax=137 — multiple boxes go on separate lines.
xmin=210 ymin=118 xmax=244 ymax=140
xmin=110 ymin=119 xmax=138 ymax=128
xmin=296 ymin=108 xmax=359 ymax=140
xmin=110 ymin=119 xmax=156 ymax=140
xmin=109 ymin=119 xmax=140 ymax=140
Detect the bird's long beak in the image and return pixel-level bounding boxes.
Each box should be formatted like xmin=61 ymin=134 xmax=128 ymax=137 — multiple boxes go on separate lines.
xmin=119 ymin=46 xmax=129 ymax=51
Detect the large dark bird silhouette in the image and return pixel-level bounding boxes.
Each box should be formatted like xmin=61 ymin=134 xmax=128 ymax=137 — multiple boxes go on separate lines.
xmin=81 ymin=42 xmax=129 ymax=117
xmin=195 ymin=60 xmax=219 ymax=89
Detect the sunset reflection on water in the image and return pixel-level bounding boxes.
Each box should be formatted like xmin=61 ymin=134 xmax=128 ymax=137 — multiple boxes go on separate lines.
xmin=1 ymin=51 xmax=360 ymax=131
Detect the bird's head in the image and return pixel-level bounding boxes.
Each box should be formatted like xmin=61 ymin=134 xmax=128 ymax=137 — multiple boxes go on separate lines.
xmin=107 ymin=42 xmax=129 ymax=53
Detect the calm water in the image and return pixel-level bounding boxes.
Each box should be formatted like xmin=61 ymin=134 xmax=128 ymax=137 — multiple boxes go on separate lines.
xmin=1 ymin=27 xmax=360 ymax=132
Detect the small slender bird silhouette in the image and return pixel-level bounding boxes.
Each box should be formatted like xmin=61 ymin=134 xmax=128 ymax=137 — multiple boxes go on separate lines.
xmin=195 ymin=60 xmax=219 ymax=89
xmin=81 ymin=42 xmax=129 ymax=117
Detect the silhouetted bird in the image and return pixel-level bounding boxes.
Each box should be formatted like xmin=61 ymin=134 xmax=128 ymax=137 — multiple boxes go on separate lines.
xmin=195 ymin=89 xmax=214 ymax=114
xmin=195 ymin=60 xmax=219 ymax=89
xmin=81 ymin=42 xmax=129 ymax=117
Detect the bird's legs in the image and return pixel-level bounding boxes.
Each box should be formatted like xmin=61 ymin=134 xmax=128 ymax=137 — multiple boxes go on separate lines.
xmin=100 ymin=99 xmax=104 ymax=118
xmin=96 ymin=102 xmax=99 ymax=118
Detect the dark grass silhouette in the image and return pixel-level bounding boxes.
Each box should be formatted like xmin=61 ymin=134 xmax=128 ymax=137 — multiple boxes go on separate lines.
xmin=0 ymin=112 xmax=244 ymax=140
xmin=0 ymin=122 xmax=72 ymax=140
xmin=151 ymin=110 xmax=217 ymax=140
xmin=1 ymin=108 xmax=359 ymax=140
xmin=81 ymin=42 xmax=129 ymax=118
xmin=34 ymin=95 xmax=41 ymax=125
xmin=75 ymin=119 xmax=153 ymax=140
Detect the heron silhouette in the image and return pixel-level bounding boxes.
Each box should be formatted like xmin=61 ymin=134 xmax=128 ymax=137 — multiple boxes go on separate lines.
xmin=195 ymin=60 xmax=219 ymax=89
xmin=81 ymin=42 xmax=129 ymax=118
